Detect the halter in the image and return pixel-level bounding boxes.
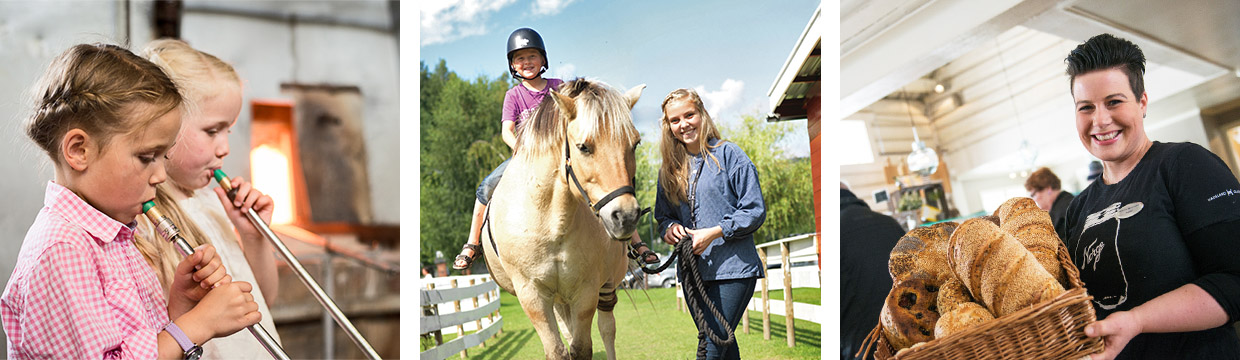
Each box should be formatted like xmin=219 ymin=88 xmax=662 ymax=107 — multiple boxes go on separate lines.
xmin=563 ymin=140 xmax=652 ymax=225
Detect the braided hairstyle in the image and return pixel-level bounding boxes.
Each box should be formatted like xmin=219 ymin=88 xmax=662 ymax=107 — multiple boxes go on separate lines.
xmin=26 ymin=43 xmax=183 ymax=162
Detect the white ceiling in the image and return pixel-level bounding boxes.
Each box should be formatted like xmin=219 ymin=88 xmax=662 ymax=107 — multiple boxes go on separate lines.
xmin=842 ymin=0 xmax=1240 ymax=181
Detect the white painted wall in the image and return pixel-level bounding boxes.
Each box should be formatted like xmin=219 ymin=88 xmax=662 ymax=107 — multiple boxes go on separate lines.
xmin=0 ymin=3 xmax=127 ymax=354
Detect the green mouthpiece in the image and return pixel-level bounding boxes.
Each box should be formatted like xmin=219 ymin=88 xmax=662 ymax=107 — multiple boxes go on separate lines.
xmin=213 ymin=169 xmax=229 ymax=183
xmin=143 ymin=201 xmax=156 ymax=213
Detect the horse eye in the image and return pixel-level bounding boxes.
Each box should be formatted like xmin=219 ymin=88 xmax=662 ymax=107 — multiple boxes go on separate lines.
xmin=577 ymin=143 xmax=592 ymax=155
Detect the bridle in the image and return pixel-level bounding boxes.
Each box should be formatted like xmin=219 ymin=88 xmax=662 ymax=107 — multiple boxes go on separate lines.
xmin=563 ymin=140 xmax=652 ymax=227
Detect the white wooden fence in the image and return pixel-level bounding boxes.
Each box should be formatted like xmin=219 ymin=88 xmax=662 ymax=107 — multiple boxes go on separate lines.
xmin=676 ymin=233 xmax=821 ymax=348
xmin=420 ymin=275 xmax=503 ymax=360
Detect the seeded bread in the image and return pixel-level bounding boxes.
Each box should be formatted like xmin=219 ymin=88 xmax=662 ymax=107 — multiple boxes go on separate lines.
xmin=995 ymin=197 xmax=1067 ymax=285
xmin=889 ymin=222 xmax=958 ymax=284
xmin=933 ymin=301 xmax=995 ymax=339
xmin=948 ymin=218 xmax=1065 ymax=317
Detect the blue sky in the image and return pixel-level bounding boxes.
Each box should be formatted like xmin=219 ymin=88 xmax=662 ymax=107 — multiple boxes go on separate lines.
xmin=419 ymin=0 xmax=819 ymax=157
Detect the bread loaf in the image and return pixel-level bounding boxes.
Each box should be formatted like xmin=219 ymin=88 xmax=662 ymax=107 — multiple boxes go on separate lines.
xmin=879 ymin=277 xmax=940 ymax=350
xmin=889 ymin=222 xmax=958 ymax=284
xmin=935 ymin=278 xmax=972 ymax=314
xmin=996 ymin=197 xmax=1066 ymax=285
xmin=934 ymin=301 xmax=995 ymax=339
xmin=948 ymin=218 xmax=1065 ymax=317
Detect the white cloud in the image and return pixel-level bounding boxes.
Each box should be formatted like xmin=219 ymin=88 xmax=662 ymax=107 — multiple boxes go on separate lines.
xmin=531 ymin=0 xmax=577 ymax=15
xmin=420 ymin=0 xmax=519 ymax=47
xmin=550 ymin=63 xmax=576 ymax=80
xmin=693 ymin=79 xmax=745 ymax=120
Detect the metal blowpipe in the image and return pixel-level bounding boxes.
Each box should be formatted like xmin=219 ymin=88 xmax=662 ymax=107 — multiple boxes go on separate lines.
xmin=214 ymin=169 xmax=382 ymax=360
xmin=142 ymin=201 xmax=292 ymax=360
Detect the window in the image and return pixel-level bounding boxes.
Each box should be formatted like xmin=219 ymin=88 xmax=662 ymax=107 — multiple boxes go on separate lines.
xmin=839 ymin=120 xmax=875 ymax=165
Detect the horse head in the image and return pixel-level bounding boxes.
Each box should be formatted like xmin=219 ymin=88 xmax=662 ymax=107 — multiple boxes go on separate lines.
xmin=544 ymin=79 xmax=645 ymax=241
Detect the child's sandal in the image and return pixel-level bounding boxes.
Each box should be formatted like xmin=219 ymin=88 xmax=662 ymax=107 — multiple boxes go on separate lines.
xmin=453 ymin=243 xmax=482 ymax=270
xmin=628 ymin=241 xmax=660 ymax=265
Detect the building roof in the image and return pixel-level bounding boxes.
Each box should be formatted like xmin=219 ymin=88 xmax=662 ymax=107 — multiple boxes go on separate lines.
xmin=766 ymin=5 xmax=822 ymax=122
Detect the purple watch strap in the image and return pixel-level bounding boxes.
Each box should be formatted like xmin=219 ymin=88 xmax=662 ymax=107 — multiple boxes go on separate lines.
xmin=164 ymin=322 xmax=196 ymax=352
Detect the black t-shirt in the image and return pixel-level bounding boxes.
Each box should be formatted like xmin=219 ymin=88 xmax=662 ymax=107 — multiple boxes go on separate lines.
xmin=840 ymin=189 xmax=905 ymax=360
xmin=1061 ymin=142 xmax=1240 ymax=359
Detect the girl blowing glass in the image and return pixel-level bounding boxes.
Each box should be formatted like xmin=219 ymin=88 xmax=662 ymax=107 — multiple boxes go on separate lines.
xmin=135 ymin=38 xmax=282 ymax=359
xmin=2 ymin=43 xmax=260 ymax=359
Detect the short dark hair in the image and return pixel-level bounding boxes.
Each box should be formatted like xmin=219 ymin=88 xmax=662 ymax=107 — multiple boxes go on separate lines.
xmin=1025 ymin=167 xmax=1062 ymax=192
xmin=1065 ymin=33 xmax=1146 ymax=97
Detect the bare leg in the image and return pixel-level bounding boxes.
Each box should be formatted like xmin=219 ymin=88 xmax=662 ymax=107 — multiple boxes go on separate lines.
xmin=453 ymin=200 xmax=488 ymax=269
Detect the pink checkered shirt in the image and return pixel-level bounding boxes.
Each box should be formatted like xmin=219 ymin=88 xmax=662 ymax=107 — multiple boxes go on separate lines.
xmin=2 ymin=182 xmax=170 ymax=359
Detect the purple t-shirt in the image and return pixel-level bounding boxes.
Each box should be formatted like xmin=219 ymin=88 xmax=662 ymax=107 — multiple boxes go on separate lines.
xmin=502 ymin=78 xmax=564 ymax=130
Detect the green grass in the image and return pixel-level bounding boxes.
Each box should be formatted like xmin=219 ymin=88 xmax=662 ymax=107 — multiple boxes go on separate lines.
xmin=753 ymin=287 xmax=821 ymax=306
xmin=430 ymin=288 xmax=820 ymax=359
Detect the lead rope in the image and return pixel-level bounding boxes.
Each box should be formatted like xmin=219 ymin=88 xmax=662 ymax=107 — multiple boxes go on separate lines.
xmin=642 ymin=157 xmax=734 ymax=358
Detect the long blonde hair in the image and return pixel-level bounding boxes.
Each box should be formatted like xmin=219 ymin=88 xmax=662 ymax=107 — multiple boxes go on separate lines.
xmin=658 ymin=88 xmax=723 ymax=206
xmin=134 ymin=39 xmax=243 ymax=290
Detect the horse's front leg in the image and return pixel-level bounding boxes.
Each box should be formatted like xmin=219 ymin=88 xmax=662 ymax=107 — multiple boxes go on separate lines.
xmin=596 ymin=282 xmax=619 ymax=360
xmin=567 ymin=291 xmax=601 ymax=360
xmin=515 ymin=285 xmax=568 ymax=359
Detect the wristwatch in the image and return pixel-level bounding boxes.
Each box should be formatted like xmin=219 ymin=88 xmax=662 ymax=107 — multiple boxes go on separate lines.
xmin=164 ymin=322 xmax=204 ymax=360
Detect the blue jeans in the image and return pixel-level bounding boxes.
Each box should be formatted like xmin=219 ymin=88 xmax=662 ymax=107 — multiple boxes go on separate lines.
xmin=682 ymin=277 xmax=758 ymax=360
xmin=475 ymin=158 xmax=509 ymax=205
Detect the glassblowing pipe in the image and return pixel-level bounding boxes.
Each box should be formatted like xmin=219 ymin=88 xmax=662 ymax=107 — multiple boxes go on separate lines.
xmin=214 ymin=170 xmax=381 ymax=360
xmin=142 ymin=201 xmax=292 ymax=360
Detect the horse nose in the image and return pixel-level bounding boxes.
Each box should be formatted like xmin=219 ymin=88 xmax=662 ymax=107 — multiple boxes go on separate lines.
xmin=610 ymin=206 xmax=637 ymax=227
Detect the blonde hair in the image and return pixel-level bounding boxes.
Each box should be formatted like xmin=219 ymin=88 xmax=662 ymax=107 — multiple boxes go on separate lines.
xmin=134 ymin=39 xmax=242 ymax=290
xmin=658 ymin=88 xmax=723 ymax=206
xmin=25 ymin=43 xmax=182 ymax=162
xmin=134 ymin=185 xmax=212 ymax=292
xmin=141 ymin=38 xmax=241 ymax=118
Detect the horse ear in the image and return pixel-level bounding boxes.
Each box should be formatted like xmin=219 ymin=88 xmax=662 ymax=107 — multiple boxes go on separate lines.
xmin=552 ymin=90 xmax=576 ymax=119
xmin=624 ymin=84 xmax=646 ymax=109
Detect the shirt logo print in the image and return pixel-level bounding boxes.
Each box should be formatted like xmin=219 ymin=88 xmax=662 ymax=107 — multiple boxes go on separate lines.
xmin=1076 ymin=201 xmax=1142 ymax=310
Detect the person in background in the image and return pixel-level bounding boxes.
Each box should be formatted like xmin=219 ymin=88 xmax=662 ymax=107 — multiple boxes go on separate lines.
xmin=1087 ymin=160 xmax=1104 ymax=183
xmin=839 ymin=182 xmax=905 ymax=360
xmin=1025 ymin=167 xmax=1074 ymax=233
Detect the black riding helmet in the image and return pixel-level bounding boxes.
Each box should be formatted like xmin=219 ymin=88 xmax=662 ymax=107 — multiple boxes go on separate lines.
xmin=507 ymin=28 xmax=548 ymax=80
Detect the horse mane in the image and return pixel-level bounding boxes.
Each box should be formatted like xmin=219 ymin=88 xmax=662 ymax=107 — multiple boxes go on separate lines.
xmin=514 ymin=78 xmax=639 ymax=161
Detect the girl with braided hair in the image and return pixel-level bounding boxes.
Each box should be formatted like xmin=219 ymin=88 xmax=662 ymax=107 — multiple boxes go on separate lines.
xmin=2 ymin=43 xmax=260 ymax=359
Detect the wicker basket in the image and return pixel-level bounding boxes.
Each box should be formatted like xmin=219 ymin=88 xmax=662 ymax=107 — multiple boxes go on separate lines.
xmin=860 ymin=237 xmax=1105 ymax=359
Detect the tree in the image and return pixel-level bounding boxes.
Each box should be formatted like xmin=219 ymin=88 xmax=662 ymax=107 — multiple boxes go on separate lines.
xmin=722 ymin=115 xmax=815 ymax=244
xmin=639 ymin=113 xmax=815 ymax=251
xmin=420 ymin=60 xmax=514 ymax=267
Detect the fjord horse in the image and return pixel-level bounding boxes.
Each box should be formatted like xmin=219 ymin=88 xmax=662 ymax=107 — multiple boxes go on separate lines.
xmin=482 ymin=78 xmax=645 ymax=360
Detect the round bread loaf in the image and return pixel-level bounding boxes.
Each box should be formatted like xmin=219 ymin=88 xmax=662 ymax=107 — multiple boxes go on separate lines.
xmin=889 ymin=222 xmax=958 ymax=284
xmin=879 ymin=278 xmax=941 ymax=350
xmin=936 ymin=278 xmax=972 ymax=314
xmin=934 ymin=301 xmax=995 ymax=339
